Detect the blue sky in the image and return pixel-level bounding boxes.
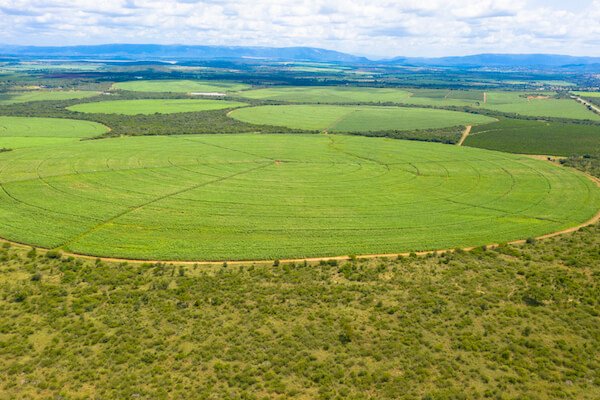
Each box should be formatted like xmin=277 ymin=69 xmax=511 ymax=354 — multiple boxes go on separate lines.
xmin=1 ymin=0 xmax=599 ymax=57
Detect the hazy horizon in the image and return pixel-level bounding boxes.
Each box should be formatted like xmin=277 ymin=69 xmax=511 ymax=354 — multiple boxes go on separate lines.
xmin=1 ymin=0 xmax=599 ymax=58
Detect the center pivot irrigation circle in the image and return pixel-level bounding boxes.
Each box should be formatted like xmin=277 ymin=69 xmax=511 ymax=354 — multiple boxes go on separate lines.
xmin=0 ymin=134 xmax=598 ymax=261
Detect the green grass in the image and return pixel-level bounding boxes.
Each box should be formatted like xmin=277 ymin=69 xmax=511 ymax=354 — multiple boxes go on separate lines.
xmin=238 ymin=86 xmax=482 ymax=107
xmin=466 ymin=118 xmax=600 ymax=156
xmin=0 ymin=224 xmax=599 ymax=399
xmin=0 ymin=90 xmax=100 ymax=104
xmin=229 ymin=105 xmax=496 ymax=131
xmin=112 ymin=79 xmax=250 ymax=93
xmin=481 ymin=92 xmax=600 ymax=120
xmin=239 ymin=86 xmax=413 ymax=103
xmin=0 ymin=116 xmax=109 ymax=149
xmin=573 ymin=91 xmax=600 ymax=98
xmin=67 ymin=99 xmax=248 ymax=115
xmin=0 ymin=133 xmax=597 ymax=261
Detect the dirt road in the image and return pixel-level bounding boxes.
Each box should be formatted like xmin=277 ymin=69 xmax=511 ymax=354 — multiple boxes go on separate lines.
xmin=457 ymin=125 xmax=472 ymax=146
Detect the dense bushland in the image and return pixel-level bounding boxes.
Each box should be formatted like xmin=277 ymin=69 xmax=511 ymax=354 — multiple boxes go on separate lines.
xmin=0 ymin=223 xmax=598 ymax=399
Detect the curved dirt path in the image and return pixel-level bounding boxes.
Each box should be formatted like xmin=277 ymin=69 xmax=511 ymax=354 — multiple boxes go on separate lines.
xmin=457 ymin=125 xmax=472 ymax=146
xmin=1 ymin=159 xmax=598 ymax=267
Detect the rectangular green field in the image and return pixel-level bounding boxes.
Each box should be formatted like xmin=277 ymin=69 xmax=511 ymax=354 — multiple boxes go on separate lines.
xmin=465 ymin=118 xmax=600 ymax=156
xmin=0 ymin=90 xmax=100 ymax=104
xmin=480 ymin=92 xmax=600 ymax=120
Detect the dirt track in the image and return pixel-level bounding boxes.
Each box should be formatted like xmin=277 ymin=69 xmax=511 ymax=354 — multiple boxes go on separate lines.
xmin=457 ymin=125 xmax=472 ymax=146
xmin=572 ymin=96 xmax=600 ymax=115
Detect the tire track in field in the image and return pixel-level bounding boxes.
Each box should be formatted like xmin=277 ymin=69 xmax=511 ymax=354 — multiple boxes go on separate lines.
xmin=172 ymin=136 xmax=276 ymax=161
xmin=326 ymin=135 xmax=392 ymax=172
xmin=59 ymin=162 xmax=272 ymax=249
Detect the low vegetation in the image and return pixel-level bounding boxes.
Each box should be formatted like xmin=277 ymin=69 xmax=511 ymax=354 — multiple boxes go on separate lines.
xmin=465 ymin=118 xmax=600 ymax=156
xmin=0 ymin=222 xmax=598 ymax=399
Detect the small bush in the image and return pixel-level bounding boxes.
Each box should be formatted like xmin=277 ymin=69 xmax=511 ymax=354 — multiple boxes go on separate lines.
xmin=45 ymin=250 xmax=61 ymax=259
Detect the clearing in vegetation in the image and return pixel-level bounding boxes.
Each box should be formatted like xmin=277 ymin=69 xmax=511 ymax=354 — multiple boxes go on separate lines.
xmin=0 ymin=90 xmax=100 ymax=104
xmin=480 ymin=91 xmax=600 ymax=120
xmin=465 ymin=118 xmax=600 ymax=156
xmin=228 ymin=105 xmax=496 ymax=132
xmin=112 ymin=79 xmax=250 ymax=93
xmin=67 ymin=99 xmax=248 ymax=115
xmin=0 ymin=133 xmax=597 ymax=261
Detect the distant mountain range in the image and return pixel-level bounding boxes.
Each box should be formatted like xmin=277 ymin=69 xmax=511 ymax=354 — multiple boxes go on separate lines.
xmin=389 ymin=54 xmax=600 ymax=69
xmin=1 ymin=44 xmax=600 ymax=70
xmin=0 ymin=44 xmax=368 ymax=63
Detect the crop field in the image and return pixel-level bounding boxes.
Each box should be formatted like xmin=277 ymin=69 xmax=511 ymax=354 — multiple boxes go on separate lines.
xmin=480 ymin=91 xmax=600 ymax=120
xmin=403 ymin=89 xmax=483 ymax=106
xmin=229 ymin=105 xmax=496 ymax=131
xmin=239 ymin=86 xmax=413 ymax=103
xmin=0 ymin=133 xmax=597 ymax=261
xmin=112 ymin=79 xmax=251 ymax=93
xmin=0 ymin=116 xmax=109 ymax=149
xmin=573 ymin=91 xmax=600 ymax=97
xmin=466 ymin=118 xmax=600 ymax=156
xmin=0 ymin=90 xmax=100 ymax=104
xmin=67 ymin=99 xmax=247 ymax=115
xmin=239 ymin=86 xmax=482 ymax=106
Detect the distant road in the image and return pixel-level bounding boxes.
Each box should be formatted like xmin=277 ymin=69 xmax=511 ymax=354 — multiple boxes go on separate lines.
xmin=571 ymin=95 xmax=600 ymax=115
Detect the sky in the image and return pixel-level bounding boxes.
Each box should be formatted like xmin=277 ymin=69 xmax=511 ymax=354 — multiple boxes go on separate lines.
xmin=0 ymin=0 xmax=599 ymax=58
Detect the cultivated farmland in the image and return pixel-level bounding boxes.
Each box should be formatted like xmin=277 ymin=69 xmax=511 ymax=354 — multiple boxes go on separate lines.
xmin=239 ymin=86 xmax=483 ymax=106
xmin=0 ymin=90 xmax=100 ymax=104
xmin=67 ymin=99 xmax=247 ymax=115
xmin=480 ymin=91 xmax=600 ymax=120
xmin=228 ymin=105 xmax=496 ymax=131
xmin=573 ymin=91 xmax=600 ymax=97
xmin=0 ymin=134 xmax=597 ymax=261
xmin=239 ymin=86 xmax=413 ymax=103
xmin=112 ymin=79 xmax=251 ymax=93
xmin=0 ymin=116 xmax=109 ymax=149
xmin=466 ymin=118 xmax=600 ymax=156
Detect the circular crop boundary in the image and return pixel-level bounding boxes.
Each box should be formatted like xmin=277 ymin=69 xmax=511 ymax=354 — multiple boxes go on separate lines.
xmin=1 ymin=161 xmax=599 ymax=266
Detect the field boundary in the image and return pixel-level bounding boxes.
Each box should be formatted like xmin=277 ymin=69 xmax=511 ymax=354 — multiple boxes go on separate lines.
xmin=1 ymin=163 xmax=598 ymax=266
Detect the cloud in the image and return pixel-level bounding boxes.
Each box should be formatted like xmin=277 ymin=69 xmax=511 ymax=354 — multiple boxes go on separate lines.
xmin=0 ymin=0 xmax=598 ymax=57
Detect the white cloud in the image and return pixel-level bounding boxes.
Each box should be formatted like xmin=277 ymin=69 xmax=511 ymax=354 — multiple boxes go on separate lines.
xmin=0 ymin=0 xmax=599 ymax=57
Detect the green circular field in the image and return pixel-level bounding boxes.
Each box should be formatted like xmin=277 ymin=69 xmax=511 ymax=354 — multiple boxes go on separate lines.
xmin=229 ymin=105 xmax=496 ymax=131
xmin=67 ymin=99 xmax=247 ymax=115
xmin=0 ymin=116 xmax=109 ymax=149
xmin=112 ymin=79 xmax=250 ymax=93
xmin=0 ymin=134 xmax=597 ymax=261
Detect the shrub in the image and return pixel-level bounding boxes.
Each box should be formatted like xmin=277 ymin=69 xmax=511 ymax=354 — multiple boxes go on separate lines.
xmin=45 ymin=250 xmax=61 ymax=259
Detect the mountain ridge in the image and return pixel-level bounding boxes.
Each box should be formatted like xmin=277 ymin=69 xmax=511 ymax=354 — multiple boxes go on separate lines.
xmin=1 ymin=44 xmax=600 ymax=69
